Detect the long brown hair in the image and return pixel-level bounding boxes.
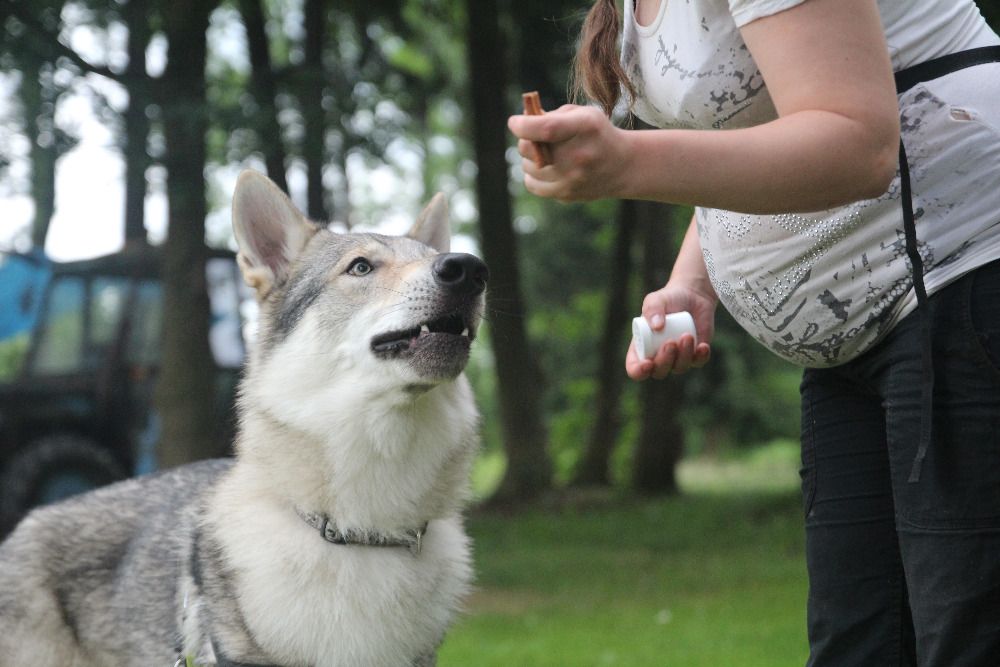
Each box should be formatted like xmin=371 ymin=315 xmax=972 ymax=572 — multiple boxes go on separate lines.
xmin=573 ymin=0 xmax=636 ymax=117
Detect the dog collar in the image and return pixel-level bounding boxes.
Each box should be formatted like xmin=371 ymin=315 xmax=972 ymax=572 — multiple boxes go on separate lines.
xmin=294 ymin=508 xmax=428 ymax=556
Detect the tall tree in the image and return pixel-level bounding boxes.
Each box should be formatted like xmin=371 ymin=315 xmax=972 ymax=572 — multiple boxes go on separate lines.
xmin=572 ymin=198 xmax=639 ymax=486
xmin=22 ymin=57 xmax=60 ymax=248
xmin=156 ymin=0 xmax=225 ymax=468
xmin=5 ymin=1 xmax=74 ymax=249
xmin=8 ymin=0 xmax=153 ymax=248
xmin=632 ymin=201 xmax=685 ymax=494
xmin=466 ymin=0 xmax=552 ymax=503
xmin=237 ymin=0 xmax=289 ymax=194
xmin=510 ymin=0 xmax=579 ymax=107
xmin=302 ymin=0 xmax=328 ymax=221
xmin=121 ymin=0 xmax=151 ymax=246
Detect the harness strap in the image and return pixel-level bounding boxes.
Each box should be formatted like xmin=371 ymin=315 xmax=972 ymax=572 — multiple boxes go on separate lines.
xmin=892 ymin=45 xmax=1000 ymax=482
xmin=894 ymin=45 xmax=1000 ymax=95
xmin=185 ymin=529 xmax=279 ymax=667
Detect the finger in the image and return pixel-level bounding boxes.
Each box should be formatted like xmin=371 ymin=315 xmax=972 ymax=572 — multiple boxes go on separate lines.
xmin=691 ymin=342 xmax=712 ymax=368
xmin=552 ymin=103 xmax=580 ymax=113
xmin=520 ymin=152 xmax=554 ymax=179
xmin=625 ymin=341 xmax=653 ymax=381
xmin=626 ymin=357 xmax=654 ymax=381
xmin=636 ymin=309 xmax=666 ymax=333
xmin=625 ymin=341 xmax=655 ymax=382
xmin=640 ymin=300 xmax=667 ymax=330
xmin=670 ymin=334 xmax=697 ymax=373
xmin=651 ymin=341 xmax=679 ymax=380
xmin=507 ymin=112 xmax=576 ymax=144
xmin=517 ymin=138 xmax=537 ymax=162
xmin=507 ymin=114 xmax=524 ymax=135
xmin=522 ymin=172 xmax=557 ymax=198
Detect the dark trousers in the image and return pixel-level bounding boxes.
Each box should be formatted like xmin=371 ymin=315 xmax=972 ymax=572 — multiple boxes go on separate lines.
xmin=800 ymin=258 xmax=1000 ymax=666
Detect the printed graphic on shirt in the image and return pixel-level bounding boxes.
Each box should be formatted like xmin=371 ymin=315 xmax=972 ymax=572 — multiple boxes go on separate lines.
xmin=622 ymin=0 xmax=1000 ymax=367
xmin=696 ymin=82 xmax=994 ymax=367
xmin=622 ymin=0 xmax=777 ymax=130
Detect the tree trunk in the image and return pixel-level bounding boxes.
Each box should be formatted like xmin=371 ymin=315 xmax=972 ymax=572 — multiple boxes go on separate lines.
xmin=22 ymin=59 xmax=58 ymax=249
xmin=632 ymin=201 xmax=685 ymax=495
xmin=121 ymin=0 xmax=150 ymax=246
xmin=237 ymin=0 xmax=289 ymax=194
xmin=511 ymin=0 xmax=572 ymax=107
xmin=572 ymin=198 xmax=639 ymax=486
xmin=156 ymin=0 xmax=225 ymax=468
xmin=302 ymin=0 xmax=327 ymax=221
xmin=466 ymin=0 xmax=552 ymax=503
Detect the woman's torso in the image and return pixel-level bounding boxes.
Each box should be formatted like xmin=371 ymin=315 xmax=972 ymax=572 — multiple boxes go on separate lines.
xmin=622 ymin=0 xmax=1000 ymax=367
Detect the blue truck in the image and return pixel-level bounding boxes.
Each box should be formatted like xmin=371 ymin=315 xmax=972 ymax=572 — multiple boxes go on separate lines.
xmin=0 ymin=246 xmax=249 ymax=535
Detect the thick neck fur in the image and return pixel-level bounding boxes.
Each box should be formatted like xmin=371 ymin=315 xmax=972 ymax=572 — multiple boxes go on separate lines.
xmin=233 ymin=361 xmax=478 ymax=538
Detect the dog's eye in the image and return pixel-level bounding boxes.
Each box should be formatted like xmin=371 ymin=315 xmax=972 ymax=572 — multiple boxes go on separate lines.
xmin=347 ymin=258 xmax=374 ymax=276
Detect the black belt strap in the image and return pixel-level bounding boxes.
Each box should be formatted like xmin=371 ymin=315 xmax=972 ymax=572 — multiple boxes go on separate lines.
xmin=896 ymin=139 xmax=935 ymax=484
xmin=894 ymin=45 xmax=1000 ymax=95
xmin=892 ymin=45 xmax=1000 ymax=483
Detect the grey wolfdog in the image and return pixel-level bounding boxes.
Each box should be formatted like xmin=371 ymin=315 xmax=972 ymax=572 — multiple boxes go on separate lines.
xmin=0 ymin=171 xmax=487 ymax=666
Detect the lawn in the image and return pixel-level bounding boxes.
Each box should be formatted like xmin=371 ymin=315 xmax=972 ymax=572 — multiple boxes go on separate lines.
xmin=440 ymin=443 xmax=809 ymax=666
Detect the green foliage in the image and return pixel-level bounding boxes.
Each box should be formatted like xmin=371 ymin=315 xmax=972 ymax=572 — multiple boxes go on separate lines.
xmin=511 ymin=187 xmax=802 ymax=485
xmin=463 ymin=322 xmax=503 ymax=459
xmin=546 ymin=376 xmax=598 ymax=482
xmin=514 ymin=199 xmax=621 ymax=477
xmin=4 ymin=0 xmax=807 ymax=496
xmin=519 ymin=200 xmax=619 ymax=308
xmin=383 ymin=40 xmax=434 ymax=78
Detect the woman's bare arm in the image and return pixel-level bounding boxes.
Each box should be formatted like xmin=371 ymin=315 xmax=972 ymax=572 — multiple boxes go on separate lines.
xmin=508 ymin=0 xmax=900 ymax=214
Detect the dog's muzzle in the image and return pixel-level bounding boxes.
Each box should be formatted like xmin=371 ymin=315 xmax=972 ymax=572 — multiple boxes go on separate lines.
xmin=432 ymin=253 xmax=488 ymax=297
xmin=370 ymin=253 xmax=487 ymax=379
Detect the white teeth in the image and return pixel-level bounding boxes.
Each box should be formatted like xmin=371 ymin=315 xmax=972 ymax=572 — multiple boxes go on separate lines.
xmin=420 ymin=324 xmax=430 ymax=335
xmin=461 ymin=328 xmax=469 ymax=337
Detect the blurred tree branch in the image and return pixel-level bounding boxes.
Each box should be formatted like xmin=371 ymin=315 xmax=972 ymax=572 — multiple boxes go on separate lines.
xmin=3 ymin=0 xmax=141 ymax=85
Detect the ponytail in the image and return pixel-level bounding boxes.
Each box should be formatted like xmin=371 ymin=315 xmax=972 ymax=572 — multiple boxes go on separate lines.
xmin=573 ymin=0 xmax=636 ymax=117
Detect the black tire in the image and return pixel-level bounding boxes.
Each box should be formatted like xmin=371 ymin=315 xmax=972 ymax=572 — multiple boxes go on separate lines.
xmin=0 ymin=434 xmax=128 ymax=534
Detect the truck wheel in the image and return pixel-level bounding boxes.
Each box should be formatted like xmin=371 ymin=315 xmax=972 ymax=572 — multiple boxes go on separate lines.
xmin=0 ymin=434 xmax=127 ymax=532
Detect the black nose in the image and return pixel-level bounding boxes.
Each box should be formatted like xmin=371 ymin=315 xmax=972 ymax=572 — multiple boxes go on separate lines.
xmin=432 ymin=253 xmax=488 ymax=295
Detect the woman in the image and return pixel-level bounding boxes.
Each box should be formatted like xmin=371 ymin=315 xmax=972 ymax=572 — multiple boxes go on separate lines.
xmin=508 ymin=0 xmax=1000 ymax=664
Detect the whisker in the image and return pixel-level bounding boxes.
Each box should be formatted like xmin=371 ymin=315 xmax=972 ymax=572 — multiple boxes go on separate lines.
xmin=374 ymin=286 xmax=409 ymax=298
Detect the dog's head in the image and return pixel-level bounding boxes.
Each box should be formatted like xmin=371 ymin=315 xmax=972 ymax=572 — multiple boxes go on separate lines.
xmin=232 ymin=171 xmax=487 ymax=397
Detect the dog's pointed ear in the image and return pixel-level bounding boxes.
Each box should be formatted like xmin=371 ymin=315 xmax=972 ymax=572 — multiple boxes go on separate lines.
xmin=407 ymin=192 xmax=450 ymax=253
xmin=232 ymin=170 xmax=318 ymax=299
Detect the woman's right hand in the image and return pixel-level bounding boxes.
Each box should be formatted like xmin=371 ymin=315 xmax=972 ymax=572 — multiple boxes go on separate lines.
xmin=626 ymin=282 xmax=717 ymax=381
xmin=508 ymin=104 xmax=632 ymax=202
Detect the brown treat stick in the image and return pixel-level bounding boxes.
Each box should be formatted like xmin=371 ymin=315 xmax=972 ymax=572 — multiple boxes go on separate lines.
xmin=522 ymin=91 xmax=553 ymax=167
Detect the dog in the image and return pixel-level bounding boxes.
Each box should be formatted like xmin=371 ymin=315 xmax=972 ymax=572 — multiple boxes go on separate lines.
xmin=0 ymin=170 xmax=487 ymax=666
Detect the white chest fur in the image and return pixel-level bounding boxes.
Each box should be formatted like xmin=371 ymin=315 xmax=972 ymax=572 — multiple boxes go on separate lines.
xmin=205 ymin=494 xmax=472 ymax=666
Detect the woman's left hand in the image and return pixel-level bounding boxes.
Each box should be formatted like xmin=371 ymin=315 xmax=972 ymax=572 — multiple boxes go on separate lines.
xmin=507 ymin=104 xmax=631 ymax=202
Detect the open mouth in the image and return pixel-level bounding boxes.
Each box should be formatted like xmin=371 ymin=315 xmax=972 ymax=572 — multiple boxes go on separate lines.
xmin=370 ymin=312 xmax=477 ymax=357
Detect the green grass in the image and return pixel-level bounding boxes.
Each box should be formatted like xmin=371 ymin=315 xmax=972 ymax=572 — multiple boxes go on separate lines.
xmin=441 ymin=444 xmax=808 ymax=666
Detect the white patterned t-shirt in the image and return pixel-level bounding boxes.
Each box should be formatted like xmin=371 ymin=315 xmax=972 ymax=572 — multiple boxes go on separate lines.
xmin=622 ymin=0 xmax=1000 ymax=367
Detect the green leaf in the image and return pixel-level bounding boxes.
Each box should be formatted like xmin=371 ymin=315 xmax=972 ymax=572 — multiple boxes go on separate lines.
xmin=386 ymin=43 xmax=434 ymax=79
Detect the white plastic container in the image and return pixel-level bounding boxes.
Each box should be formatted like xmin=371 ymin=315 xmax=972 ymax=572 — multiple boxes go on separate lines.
xmin=632 ymin=312 xmax=697 ymax=361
